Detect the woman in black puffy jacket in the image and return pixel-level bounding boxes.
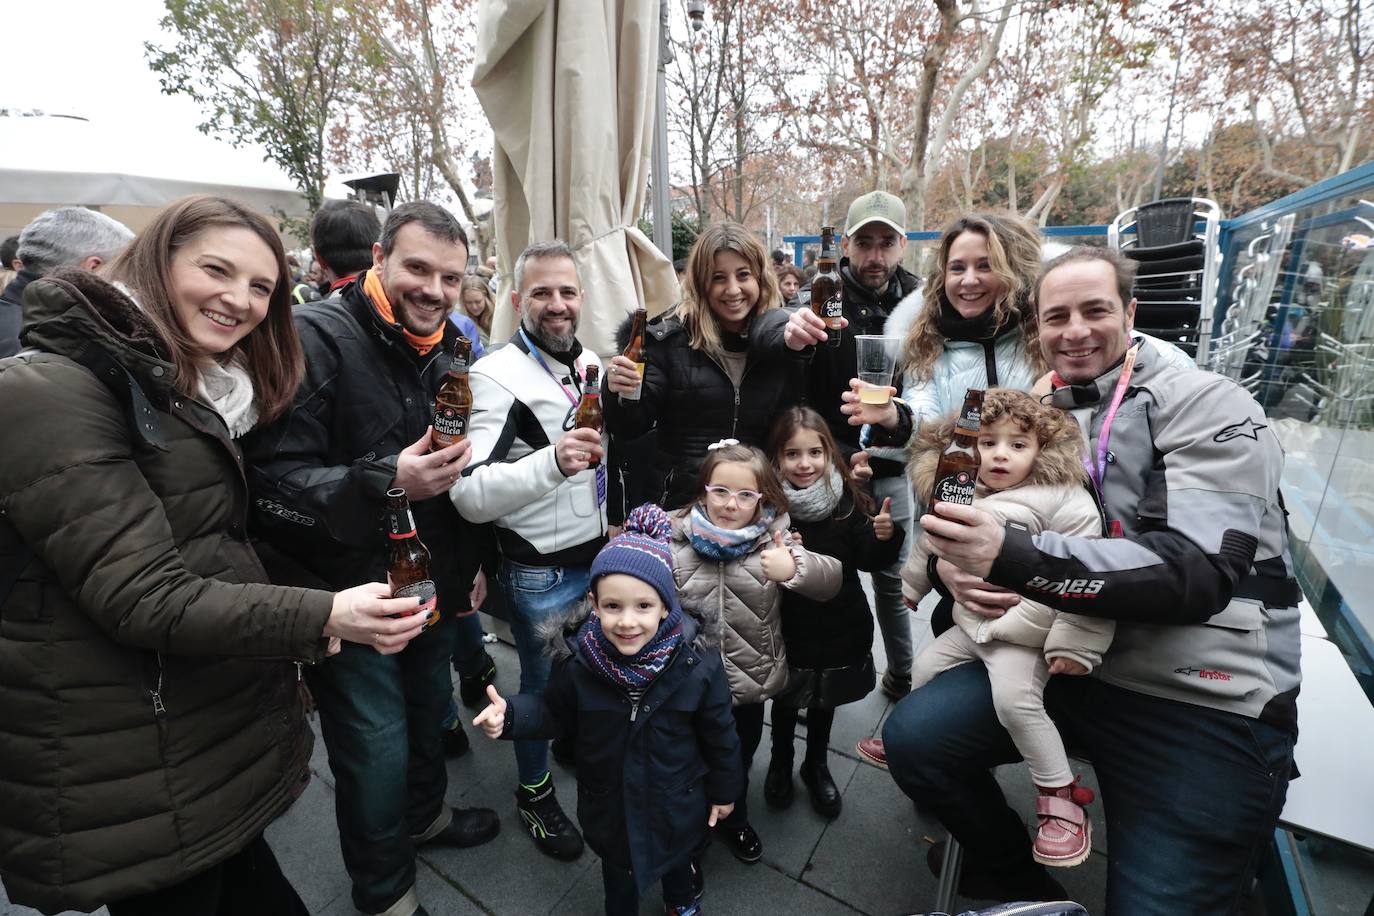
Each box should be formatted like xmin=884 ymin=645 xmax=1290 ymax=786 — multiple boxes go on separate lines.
xmin=604 ymin=222 xmax=812 ymax=510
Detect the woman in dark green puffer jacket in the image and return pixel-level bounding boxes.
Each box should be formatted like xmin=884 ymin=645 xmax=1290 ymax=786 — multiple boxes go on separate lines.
xmin=0 ymin=197 xmax=429 ymax=915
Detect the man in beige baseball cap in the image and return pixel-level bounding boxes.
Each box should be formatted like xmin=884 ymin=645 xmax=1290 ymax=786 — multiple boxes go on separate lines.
xmin=843 ymin=190 xmax=909 ymax=292
xmin=782 ymin=188 xmax=922 ymax=724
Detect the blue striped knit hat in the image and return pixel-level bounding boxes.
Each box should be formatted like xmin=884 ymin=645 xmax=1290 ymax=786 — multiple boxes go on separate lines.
xmin=590 ymin=504 xmax=681 ymax=614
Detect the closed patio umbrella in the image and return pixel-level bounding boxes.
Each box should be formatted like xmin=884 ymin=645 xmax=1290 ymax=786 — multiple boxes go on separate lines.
xmin=473 ymin=0 xmax=679 ymax=356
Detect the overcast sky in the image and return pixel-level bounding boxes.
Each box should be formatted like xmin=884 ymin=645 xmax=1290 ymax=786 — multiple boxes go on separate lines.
xmin=3 ymin=0 xmax=286 ymax=179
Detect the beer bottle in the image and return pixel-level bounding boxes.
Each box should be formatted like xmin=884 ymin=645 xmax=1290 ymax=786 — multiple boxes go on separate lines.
xmin=383 ymin=488 xmax=438 ymax=630
xmin=431 ymin=336 xmax=474 ymax=450
xmin=574 ymin=364 xmax=604 ymax=433
xmin=926 ymin=388 xmax=983 ymax=517
xmin=619 ymin=307 xmax=648 ymax=402
xmin=810 ymin=226 xmax=843 ymax=348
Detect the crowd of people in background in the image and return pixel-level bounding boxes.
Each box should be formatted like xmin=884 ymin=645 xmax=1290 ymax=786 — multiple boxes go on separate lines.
xmin=0 ymin=185 xmax=1301 ymax=916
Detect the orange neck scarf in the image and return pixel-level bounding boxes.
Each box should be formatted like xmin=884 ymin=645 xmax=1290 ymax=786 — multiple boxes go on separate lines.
xmin=362 ymin=269 xmax=446 ymax=356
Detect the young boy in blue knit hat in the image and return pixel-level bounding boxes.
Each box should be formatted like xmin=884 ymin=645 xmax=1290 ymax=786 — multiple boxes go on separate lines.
xmin=474 ymin=504 xmax=743 ymax=916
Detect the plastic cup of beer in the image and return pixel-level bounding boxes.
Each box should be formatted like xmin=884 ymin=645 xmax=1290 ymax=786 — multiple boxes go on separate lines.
xmin=855 ymin=335 xmax=900 ymax=404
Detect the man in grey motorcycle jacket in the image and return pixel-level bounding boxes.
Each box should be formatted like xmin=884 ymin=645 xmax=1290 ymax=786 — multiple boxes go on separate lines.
xmin=884 ymin=246 xmax=1300 ymax=915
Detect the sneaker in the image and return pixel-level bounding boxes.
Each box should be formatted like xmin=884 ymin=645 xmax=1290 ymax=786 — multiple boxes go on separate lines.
xmin=855 ymin=737 xmax=888 ymax=769
xmin=763 ymin=753 xmax=794 ymax=809
xmin=880 ymin=670 xmax=911 ymax=702
xmin=1032 ymin=781 xmax=1094 ymax=868
xmin=714 ymin=821 xmax=762 ymax=864
xmin=926 ymin=840 xmax=1068 ymax=902
xmin=666 ymin=903 xmax=702 ymax=916
xmin=440 ymin=722 xmax=470 ymax=759
xmin=516 ymin=779 xmax=584 ymax=860
xmin=458 ymin=654 xmax=498 ymax=707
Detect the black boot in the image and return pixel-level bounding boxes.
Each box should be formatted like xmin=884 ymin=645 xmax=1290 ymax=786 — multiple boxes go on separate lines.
xmin=763 ymin=750 xmax=794 ymax=809
xmin=457 ymin=653 xmax=497 ymax=707
xmin=799 ymin=759 xmax=841 ymax=819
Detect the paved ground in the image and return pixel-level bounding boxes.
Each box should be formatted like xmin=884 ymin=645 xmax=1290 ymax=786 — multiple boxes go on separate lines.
xmin=3 ymin=599 xmax=1114 ymax=916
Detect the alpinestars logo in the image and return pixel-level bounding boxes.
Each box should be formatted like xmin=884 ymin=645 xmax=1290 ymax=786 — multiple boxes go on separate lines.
xmin=255 ymin=498 xmax=316 ymax=527
xmin=1214 ymin=417 xmax=1267 ymax=443
xmin=1024 ymin=575 xmax=1105 ymax=598
xmin=1174 ymin=665 xmax=1233 ymax=681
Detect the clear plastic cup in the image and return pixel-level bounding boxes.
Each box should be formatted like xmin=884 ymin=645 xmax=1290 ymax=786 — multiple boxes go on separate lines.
xmin=855 ymin=335 xmax=901 ymax=404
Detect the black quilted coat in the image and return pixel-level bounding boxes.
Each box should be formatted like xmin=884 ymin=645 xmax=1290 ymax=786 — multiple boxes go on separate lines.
xmin=603 ymin=307 xmax=810 ymax=510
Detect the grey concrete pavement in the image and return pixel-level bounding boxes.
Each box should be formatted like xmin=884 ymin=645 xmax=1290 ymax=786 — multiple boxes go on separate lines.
xmin=2 ymin=597 xmax=1110 ymax=916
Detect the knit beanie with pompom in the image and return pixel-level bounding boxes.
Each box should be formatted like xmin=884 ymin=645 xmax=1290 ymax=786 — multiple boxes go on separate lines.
xmin=589 ymin=504 xmax=681 ymax=614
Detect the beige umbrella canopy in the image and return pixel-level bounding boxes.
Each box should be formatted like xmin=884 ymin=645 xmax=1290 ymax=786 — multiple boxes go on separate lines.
xmin=473 ymin=0 xmax=680 ymax=357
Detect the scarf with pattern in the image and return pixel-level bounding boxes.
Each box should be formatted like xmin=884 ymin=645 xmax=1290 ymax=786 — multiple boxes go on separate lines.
xmin=576 ymin=606 xmax=685 ymax=691
xmin=687 ymin=503 xmax=776 ymax=561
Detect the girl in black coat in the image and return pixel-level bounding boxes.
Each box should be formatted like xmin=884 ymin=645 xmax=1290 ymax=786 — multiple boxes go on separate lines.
xmin=473 ymin=506 xmax=742 ymax=916
xmin=763 ymin=407 xmax=902 ymax=818
xmin=603 ymin=221 xmax=812 ymax=511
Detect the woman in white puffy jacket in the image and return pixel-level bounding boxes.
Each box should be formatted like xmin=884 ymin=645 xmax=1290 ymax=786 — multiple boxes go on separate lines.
xmin=846 ymin=212 xmax=1193 ymax=768
xmin=856 ymin=213 xmax=1196 ymax=459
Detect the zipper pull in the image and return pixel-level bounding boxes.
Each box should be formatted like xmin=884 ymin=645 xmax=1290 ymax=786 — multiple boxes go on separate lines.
xmin=630 ymin=700 xmax=640 ymax=722
xmin=151 ymin=689 xmax=166 ymax=717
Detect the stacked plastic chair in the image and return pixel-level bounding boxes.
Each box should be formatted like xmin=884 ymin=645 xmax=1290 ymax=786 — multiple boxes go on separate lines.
xmin=1109 ymin=197 xmax=1223 ymax=367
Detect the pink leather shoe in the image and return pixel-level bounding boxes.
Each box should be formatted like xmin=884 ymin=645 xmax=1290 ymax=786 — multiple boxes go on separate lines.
xmin=855 ymin=737 xmax=887 ymax=769
xmin=1032 ymin=781 xmax=1094 ymax=867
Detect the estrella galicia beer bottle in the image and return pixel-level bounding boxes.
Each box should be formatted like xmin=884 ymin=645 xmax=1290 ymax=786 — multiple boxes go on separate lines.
xmin=431 ymin=336 xmax=473 ymax=450
xmin=926 ymin=388 xmax=983 ymax=517
xmin=810 ymin=226 xmax=843 ymax=348
xmin=619 ymin=308 xmax=648 ymax=402
xmin=384 ymin=488 xmax=438 ymax=630
xmin=575 ymin=364 xmax=604 ymax=433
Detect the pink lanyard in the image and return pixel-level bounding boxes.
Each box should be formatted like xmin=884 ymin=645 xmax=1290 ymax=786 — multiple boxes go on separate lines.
xmin=1083 ymin=343 xmax=1139 ymax=495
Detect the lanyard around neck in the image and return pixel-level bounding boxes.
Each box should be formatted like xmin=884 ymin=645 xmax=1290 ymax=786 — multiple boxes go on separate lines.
xmin=1080 ymin=342 xmax=1139 ymax=496
xmin=519 ymin=328 xmax=583 ymax=407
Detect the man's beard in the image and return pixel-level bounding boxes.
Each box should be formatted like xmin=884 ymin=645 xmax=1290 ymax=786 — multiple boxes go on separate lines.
xmin=523 ymin=311 xmax=578 ymax=353
xmin=395 ymin=291 xmax=447 ymax=336
xmin=857 ymin=263 xmax=897 ymax=291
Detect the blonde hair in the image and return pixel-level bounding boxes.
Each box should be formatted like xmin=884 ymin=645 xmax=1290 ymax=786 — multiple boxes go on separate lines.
xmin=902 ymin=212 xmax=1044 ymax=383
xmin=673 ymin=222 xmax=780 ymax=361
xmin=458 ymin=274 xmax=494 ymax=335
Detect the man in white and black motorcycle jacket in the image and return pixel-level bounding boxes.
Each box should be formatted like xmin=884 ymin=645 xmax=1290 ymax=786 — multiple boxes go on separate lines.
xmin=884 ymin=245 xmax=1300 ymax=915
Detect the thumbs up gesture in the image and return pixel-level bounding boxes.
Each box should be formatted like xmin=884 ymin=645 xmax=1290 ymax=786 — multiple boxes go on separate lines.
xmin=760 ymin=530 xmax=797 ymax=583
xmin=472 ymin=684 xmax=508 ymax=739
xmin=873 ymin=497 xmax=894 ymax=541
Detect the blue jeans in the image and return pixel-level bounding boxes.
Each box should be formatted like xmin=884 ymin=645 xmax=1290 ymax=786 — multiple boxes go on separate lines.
xmin=883 ymin=663 xmax=1294 ymax=915
xmin=307 ymin=613 xmax=455 ymax=914
xmin=871 ymin=473 xmax=915 ymax=680
xmin=499 ymin=559 xmax=591 ymax=784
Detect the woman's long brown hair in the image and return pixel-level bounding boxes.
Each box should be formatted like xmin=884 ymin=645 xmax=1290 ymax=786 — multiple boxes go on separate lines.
xmin=107 ymin=195 xmax=303 ymax=423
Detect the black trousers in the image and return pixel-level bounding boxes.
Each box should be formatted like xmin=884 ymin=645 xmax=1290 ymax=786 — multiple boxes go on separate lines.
xmin=721 ymin=701 xmax=765 ymax=826
xmin=106 ymin=833 xmax=308 ymax=916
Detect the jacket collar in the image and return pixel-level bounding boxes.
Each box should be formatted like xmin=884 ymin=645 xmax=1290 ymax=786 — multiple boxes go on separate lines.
xmin=839 ymin=259 xmax=919 ymax=313
xmin=339 ymin=273 xmax=458 ymax=361
xmin=21 ymin=269 xmax=179 ymax=400
xmin=511 ymin=322 xmax=584 ymax=368
xmin=1047 ymin=335 xmax=1164 ymax=409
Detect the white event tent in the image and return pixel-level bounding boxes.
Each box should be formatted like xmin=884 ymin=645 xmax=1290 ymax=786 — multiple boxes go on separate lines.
xmin=0 ymin=112 xmax=310 ymax=240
